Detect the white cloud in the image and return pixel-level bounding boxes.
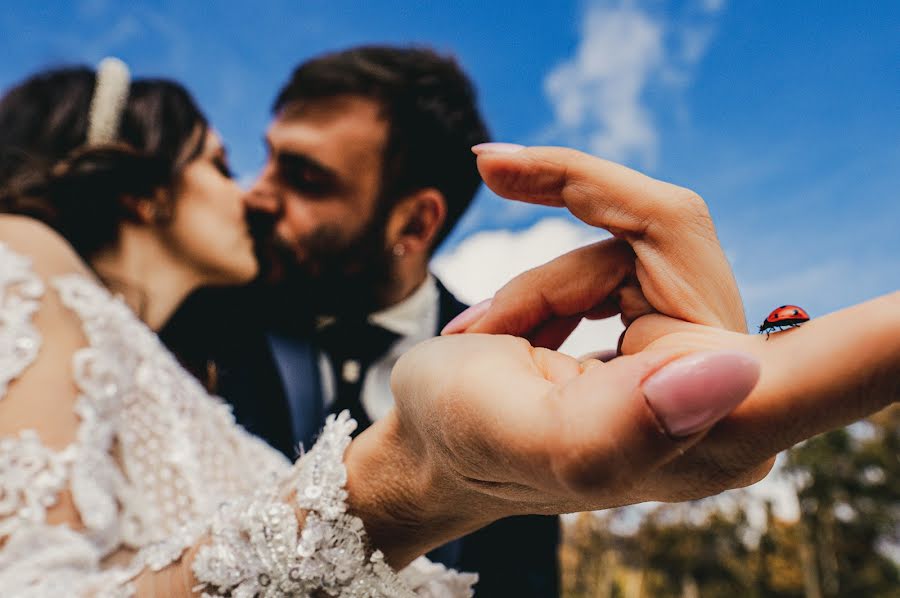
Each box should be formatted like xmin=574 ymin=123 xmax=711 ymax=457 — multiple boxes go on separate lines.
xmin=543 ymin=1 xmax=724 ymax=170
xmin=432 ymin=218 xmax=624 ymax=357
xmin=545 ymin=5 xmax=662 ymax=168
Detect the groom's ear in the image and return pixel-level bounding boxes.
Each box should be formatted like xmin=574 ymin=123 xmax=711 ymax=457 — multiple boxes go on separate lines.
xmin=385 ymin=188 xmax=446 ymax=256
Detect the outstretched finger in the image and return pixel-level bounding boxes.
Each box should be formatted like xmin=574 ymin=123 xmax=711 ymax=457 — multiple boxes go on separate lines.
xmin=624 ymin=292 xmax=900 ymax=493
xmin=725 ymin=292 xmax=900 ymax=461
xmin=473 ymin=145 xmax=702 ymax=239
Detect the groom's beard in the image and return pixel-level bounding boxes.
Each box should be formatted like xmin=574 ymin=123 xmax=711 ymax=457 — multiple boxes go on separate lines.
xmin=261 ymin=218 xmax=395 ymax=327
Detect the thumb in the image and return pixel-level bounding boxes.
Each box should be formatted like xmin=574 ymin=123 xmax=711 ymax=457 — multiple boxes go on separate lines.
xmin=549 ymin=349 xmax=760 ymax=501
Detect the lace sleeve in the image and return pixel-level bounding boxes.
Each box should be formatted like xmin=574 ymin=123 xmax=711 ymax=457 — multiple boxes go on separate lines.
xmin=132 ymin=411 xmax=476 ymax=598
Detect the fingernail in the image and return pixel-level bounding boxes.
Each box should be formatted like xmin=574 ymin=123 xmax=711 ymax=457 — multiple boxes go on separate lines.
xmin=642 ymin=351 xmax=760 ymax=438
xmin=441 ymin=298 xmax=492 ymax=335
xmin=472 ymin=143 xmax=526 ymax=155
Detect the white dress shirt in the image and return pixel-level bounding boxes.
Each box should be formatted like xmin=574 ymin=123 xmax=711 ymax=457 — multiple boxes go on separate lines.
xmin=318 ymin=275 xmax=439 ymax=422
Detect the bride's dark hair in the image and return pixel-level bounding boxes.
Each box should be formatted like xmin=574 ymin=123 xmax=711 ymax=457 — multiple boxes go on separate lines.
xmin=0 ymin=66 xmax=209 ymax=260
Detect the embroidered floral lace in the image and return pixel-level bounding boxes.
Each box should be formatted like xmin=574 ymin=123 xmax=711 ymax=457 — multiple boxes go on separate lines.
xmin=0 ymin=241 xmax=475 ymax=597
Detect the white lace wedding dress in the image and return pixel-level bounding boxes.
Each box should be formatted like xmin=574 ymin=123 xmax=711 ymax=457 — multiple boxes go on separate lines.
xmin=0 ymin=223 xmax=475 ymax=597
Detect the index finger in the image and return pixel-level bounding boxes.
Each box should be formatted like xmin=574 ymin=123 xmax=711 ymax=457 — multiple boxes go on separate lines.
xmin=474 ymin=145 xmax=704 ymax=239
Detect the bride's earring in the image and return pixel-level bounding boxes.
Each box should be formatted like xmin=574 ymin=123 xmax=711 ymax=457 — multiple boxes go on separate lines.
xmin=392 ymin=243 xmax=407 ymax=258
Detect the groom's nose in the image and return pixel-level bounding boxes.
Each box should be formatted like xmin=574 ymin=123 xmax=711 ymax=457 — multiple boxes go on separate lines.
xmin=244 ymin=188 xmax=283 ymax=217
xmin=246 ymin=160 xmax=285 ymax=216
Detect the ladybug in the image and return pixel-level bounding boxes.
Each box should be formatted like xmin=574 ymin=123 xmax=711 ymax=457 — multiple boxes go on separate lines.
xmin=758 ymin=305 xmax=810 ymax=339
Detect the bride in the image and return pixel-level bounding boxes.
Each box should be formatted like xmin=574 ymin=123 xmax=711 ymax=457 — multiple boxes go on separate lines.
xmin=1 ymin=59 xmax=897 ymax=597
xmin=0 ymin=59 xmax=470 ymax=596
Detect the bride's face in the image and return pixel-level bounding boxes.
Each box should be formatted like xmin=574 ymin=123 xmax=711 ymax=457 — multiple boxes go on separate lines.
xmin=164 ymin=130 xmax=258 ymax=285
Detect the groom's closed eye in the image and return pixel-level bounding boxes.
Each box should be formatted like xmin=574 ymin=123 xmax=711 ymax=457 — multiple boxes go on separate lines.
xmin=275 ymin=152 xmax=339 ymax=198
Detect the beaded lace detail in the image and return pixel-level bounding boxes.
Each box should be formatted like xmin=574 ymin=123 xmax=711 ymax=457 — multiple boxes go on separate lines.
xmin=0 ymin=243 xmax=43 ymax=397
xmin=0 ymin=430 xmax=73 ymax=538
xmin=0 ymin=242 xmax=473 ymax=597
xmin=193 ymin=412 xmax=415 ymax=597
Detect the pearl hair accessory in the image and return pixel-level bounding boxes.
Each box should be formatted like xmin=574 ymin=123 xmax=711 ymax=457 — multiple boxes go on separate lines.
xmin=86 ymin=57 xmax=130 ymax=146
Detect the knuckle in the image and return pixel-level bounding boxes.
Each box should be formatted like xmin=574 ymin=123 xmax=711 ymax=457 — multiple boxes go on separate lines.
xmin=672 ymin=187 xmax=709 ymax=212
xmin=662 ymin=187 xmax=711 ymax=224
xmin=645 ymin=187 xmax=717 ymax=244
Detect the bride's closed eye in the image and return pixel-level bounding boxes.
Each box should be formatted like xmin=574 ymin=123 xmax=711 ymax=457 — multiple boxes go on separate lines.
xmin=213 ymin=156 xmax=234 ymax=179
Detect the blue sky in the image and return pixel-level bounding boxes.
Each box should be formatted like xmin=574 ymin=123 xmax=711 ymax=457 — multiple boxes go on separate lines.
xmin=1 ymin=0 xmax=898 ymax=328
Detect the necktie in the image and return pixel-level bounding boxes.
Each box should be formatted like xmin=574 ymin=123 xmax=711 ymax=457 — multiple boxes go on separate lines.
xmin=267 ymin=332 xmax=323 ymax=451
xmin=315 ymin=319 xmax=400 ymax=435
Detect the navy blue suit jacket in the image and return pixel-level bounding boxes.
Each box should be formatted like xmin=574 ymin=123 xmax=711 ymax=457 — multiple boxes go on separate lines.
xmin=161 ymin=280 xmax=560 ymax=597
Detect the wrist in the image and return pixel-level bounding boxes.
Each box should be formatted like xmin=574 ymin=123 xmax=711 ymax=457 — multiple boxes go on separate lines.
xmin=344 ymin=410 xmax=489 ymax=568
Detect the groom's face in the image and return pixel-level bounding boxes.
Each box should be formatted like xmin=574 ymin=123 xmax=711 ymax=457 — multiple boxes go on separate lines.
xmin=247 ymin=95 xmax=395 ymax=317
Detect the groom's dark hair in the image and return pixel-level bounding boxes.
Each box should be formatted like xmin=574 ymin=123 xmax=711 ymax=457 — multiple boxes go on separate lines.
xmin=273 ymin=45 xmax=490 ymax=250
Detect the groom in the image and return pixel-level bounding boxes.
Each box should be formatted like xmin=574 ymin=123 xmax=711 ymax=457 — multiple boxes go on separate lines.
xmin=163 ymin=45 xmax=560 ymax=596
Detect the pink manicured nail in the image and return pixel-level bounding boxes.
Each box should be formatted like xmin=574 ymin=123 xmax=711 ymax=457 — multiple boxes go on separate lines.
xmin=642 ymin=351 xmax=760 ymax=438
xmin=441 ymin=298 xmax=493 ymax=335
xmin=472 ymin=142 xmax=526 ymax=155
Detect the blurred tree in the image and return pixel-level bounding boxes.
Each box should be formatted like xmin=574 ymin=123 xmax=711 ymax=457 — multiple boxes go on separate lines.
xmin=782 ymin=404 xmax=899 ymax=597
xmin=560 ymin=406 xmax=899 ymax=597
xmin=636 ymin=499 xmax=754 ymax=597
xmin=560 ymin=405 xmax=900 ymax=598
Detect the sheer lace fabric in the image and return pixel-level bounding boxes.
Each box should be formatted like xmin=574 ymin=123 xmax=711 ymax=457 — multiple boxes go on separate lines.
xmin=0 ymin=241 xmax=475 ymax=597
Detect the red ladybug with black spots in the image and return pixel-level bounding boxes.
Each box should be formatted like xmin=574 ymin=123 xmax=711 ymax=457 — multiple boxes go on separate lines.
xmin=758 ymin=305 xmax=810 ymax=339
